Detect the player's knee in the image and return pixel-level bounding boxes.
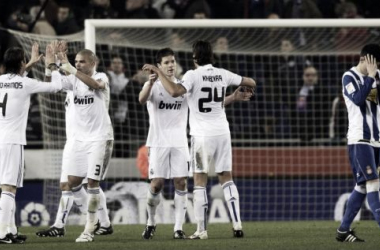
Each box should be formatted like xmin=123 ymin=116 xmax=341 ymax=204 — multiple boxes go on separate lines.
xmin=174 ymin=177 xmax=187 ymax=190
xmin=87 ymin=178 xmax=99 ymax=188
xmin=366 ymin=179 xmax=380 ymax=193
xmin=0 ymin=184 xmax=16 ymax=194
xmin=60 ymin=182 xmax=70 ymax=191
xmin=68 ymin=175 xmax=83 ymax=189
xmin=354 ymin=184 xmax=366 ymax=194
xmin=150 ymin=179 xmax=164 ymax=193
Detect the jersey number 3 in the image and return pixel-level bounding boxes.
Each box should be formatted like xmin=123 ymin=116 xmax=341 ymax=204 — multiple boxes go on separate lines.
xmin=198 ymin=87 xmax=225 ymax=113
xmin=0 ymin=93 xmax=8 ymax=117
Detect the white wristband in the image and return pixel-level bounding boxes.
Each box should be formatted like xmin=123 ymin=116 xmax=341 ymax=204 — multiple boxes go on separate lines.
xmin=61 ymin=62 xmax=77 ymax=75
xmin=45 ymin=68 xmax=52 ymax=77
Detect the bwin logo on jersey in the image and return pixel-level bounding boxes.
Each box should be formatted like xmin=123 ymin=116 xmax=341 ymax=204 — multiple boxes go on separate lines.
xmin=158 ymin=100 xmax=182 ymax=110
xmin=74 ymin=95 xmax=94 ymax=105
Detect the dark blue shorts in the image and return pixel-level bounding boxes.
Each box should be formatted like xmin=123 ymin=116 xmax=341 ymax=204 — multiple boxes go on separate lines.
xmin=348 ymin=144 xmax=380 ymax=185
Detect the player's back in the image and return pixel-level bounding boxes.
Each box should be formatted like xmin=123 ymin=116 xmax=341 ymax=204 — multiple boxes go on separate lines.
xmin=0 ymin=73 xmax=61 ymax=145
xmin=182 ymin=64 xmax=242 ymax=136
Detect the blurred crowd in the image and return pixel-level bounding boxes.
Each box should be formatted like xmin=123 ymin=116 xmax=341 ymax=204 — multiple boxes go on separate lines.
xmin=0 ymin=0 xmax=379 ymax=37
xmin=0 ymin=0 xmax=375 ymax=153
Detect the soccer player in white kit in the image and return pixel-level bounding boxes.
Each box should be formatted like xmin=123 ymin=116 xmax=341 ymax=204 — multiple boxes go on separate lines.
xmin=36 ymin=42 xmax=113 ymax=238
xmin=53 ymin=49 xmax=114 ymax=243
xmin=139 ymin=48 xmax=189 ymax=239
xmin=0 ymin=44 xmax=63 ymax=244
xmin=142 ymin=41 xmax=256 ymax=239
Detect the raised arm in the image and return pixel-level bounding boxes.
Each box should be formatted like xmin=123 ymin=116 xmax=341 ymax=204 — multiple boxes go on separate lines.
xmin=59 ymin=51 xmax=106 ymax=90
xmin=139 ymin=72 xmax=157 ymax=105
xmin=25 ymin=42 xmax=43 ymax=72
xmin=142 ymin=64 xmax=186 ymax=97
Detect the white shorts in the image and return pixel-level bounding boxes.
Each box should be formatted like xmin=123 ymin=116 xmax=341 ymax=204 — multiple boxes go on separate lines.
xmin=60 ymin=139 xmax=74 ymax=183
xmin=60 ymin=140 xmax=89 ymax=184
xmin=67 ymin=140 xmax=113 ymax=181
xmin=148 ymin=147 xmax=190 ymax=179
xmin=190 ymin=134 xmax=232 ymax=174
xmin=0 ymin=144 xmax=24 ymax=188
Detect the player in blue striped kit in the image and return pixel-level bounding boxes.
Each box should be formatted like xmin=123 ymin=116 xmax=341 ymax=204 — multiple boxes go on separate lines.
xmin=336 ymin=44 xmax=380 ymax=242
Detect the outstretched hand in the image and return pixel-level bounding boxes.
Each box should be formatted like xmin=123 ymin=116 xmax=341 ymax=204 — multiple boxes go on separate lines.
xmin=233 ymin=86 xmax=254 ymax=101
xmin=45 ymin=44 xmax=55 ymax=66
xmin=25 ymin=42 xmax=43 ymax=70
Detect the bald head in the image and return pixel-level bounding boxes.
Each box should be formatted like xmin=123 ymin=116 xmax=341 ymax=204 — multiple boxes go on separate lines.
xmin=77 ymin=49 xmax=96 ymax=64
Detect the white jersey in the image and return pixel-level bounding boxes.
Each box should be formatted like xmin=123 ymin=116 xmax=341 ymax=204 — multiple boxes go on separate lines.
xmin=342 ymin=67 xmax=380 ymax=144
xmin=181 ymin=64 xmax=242 ymax=136
xmin=145 ymin=78 xmax=188 ymax=147
xmin=64 ymin=90 xmax=75 ymax=140
xmin=62 ymin=71 xmax=114 ymax=141
xmin=0 ymin=71 xmax=62 ymax=145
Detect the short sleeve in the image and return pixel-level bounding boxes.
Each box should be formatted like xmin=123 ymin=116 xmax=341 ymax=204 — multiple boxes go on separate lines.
xmin=95 ymin=72 xmax=109 ymax=86
xmin=224 ymin=69 xmax=242 ymax=87
xmin=181 ymin=70 xmax=195 ymax=93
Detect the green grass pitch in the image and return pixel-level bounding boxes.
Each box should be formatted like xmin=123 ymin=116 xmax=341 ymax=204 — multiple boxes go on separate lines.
xmin=6 ymin=221 xmax=380 ymax=250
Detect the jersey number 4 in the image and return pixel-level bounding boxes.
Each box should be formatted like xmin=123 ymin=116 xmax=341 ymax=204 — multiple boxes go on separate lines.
xmin=0 ymin=93 xmax=8 ymax=117
xmin=198 ymin=87 xmax=225 ymax=113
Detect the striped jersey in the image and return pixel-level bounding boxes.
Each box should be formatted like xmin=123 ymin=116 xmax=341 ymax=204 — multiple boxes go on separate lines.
xmin=342 ymin=67 xmax=380 ymax=144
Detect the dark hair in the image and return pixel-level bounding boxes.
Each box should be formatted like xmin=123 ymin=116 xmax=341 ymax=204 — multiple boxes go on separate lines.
xmin=360 ymin=44 xmax=380 ymax=61
xmin=155 ymin=48 xmax=175 ymax=64
xmin=192 ymin=40 xmax=214 ymax=66
xmin=4 ymin=47 xmax=25 ymax=74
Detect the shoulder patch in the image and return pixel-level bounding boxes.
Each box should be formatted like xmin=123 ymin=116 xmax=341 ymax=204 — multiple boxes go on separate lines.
xmin=345 ymin=82 xmax=356 ymax=94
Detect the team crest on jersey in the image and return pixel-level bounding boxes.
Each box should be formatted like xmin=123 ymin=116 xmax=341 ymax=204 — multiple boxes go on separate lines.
xmin=345 ymin=82 xmax=356 ymax=94
xmin=366 ymin=166 xmax=373 ymax=175
xmin=150 ymin=168 xmax=154 ymax=176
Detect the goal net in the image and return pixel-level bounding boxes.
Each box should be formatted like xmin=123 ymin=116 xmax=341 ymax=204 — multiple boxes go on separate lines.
xmin=10 ymin=19 xmax=380 ymax=225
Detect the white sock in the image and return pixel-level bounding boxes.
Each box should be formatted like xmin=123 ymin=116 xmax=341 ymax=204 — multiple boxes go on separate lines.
xmin=53 ymin=191 xmax=74 ymax=228
xmin=85 ymin=187 xmax=100 ymax=233
xmin=193 ymin=186 xmax=208 ymax=232
xmin=146 ymin=188 xmax=161 ymax=226
xmin=72 ymin=185 xmax=88 ymax=215
xmin=174 ymin=189 xmax=187 ymax=231
xmin=0 ymin=192 xmax=15 ymax=238
xmin=7 ymin=199 xmax=17 ymax=235
xmin=98 ymin=187 xmax=110 ymax=227
xmin=222 ymin=181 xmax=242 ymax=230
